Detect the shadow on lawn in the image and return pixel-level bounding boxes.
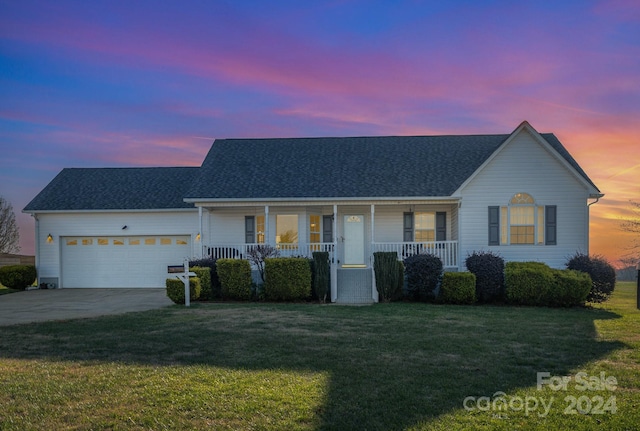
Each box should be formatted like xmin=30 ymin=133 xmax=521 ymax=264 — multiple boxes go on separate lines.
xmin=0 ymin=303 xmax=626 ymax=430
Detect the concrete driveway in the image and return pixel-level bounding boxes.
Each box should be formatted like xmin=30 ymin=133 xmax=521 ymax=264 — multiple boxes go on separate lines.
xmin=0 ymin=288 xmax=174 ymax=326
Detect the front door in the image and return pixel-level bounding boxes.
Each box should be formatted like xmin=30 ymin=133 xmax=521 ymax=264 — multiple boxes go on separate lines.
xmin=343 ymin=215 xmax=365 ymax=266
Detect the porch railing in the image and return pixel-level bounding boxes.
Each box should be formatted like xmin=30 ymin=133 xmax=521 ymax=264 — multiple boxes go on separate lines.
xmin=372 ymin=241 xmax=458 ymax=268
xmin=205 ymin=243 xmax=335 ymax=261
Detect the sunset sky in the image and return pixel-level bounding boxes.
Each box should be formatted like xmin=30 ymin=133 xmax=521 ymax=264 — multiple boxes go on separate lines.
xmin=1 ymin=0 xmax=638 ymax=266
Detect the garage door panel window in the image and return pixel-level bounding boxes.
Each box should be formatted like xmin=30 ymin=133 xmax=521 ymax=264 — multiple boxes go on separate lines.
xmin=145 ymin=238 xmax=156 ymax=245
xmin=129 ymin=238 xmax=140 ymax=245
xmin=82 ymin=238 xmax=93 ymax=246
xmin=161 ymin=238 xmax=172 ymax=245
xmin=66 ymin=239 xmax=77 ymax=246
xmin=98 ymin=238 xmax=108 ymax=245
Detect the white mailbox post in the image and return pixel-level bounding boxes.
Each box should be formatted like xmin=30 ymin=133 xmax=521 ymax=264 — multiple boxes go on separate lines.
xmin=168 ymin=260 xmax=196 ymax=307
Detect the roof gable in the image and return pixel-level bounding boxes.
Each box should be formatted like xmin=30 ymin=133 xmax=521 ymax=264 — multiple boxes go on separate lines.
xmin=24 ymin=167 xmax=199 ymax=212
xmin=453 ymin=121 xmax=601 ymax=196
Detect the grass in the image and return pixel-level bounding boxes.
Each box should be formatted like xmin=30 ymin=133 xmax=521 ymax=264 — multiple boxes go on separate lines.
xmin=0 ymin=284 xmax=19 ymax=295
xmin=0 ymin=283 xmax=638 ymax=430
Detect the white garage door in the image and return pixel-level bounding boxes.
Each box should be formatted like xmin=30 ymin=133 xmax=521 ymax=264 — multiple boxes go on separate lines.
xmin=61 ymin=236 xmax=191 ymax=288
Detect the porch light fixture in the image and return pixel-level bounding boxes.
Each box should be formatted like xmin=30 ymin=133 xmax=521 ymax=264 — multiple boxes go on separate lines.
xmin=196 ymin=233 xmax=201 ymax=242
xmin=122 ymin=225 xmax=128 ymax=230
xmin=46 ymin=234 xmax=53 ymax=243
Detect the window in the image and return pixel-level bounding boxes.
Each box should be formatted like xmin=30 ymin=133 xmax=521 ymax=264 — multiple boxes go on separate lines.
xmin=145 ymin=238 xmax=156 ymax=245
xmin=309 ymin=215 xmax=321 ymax=243
xmin=161 ymin=238 xmax=172 ymax=245
xmin=129 ymin=238 xmax=140 ymax=245
xmin=490 ymin=193 xmax=555 ymax=246
xmin=113 ymin=239 xmax=124 ymax=246
xmin=66 ymin=239 xmax=77 ymax=246
xmin=404 ymin=212 xmax=446 ymax=242
xmin=82 ymin=238 xmax=93 ymax=246
xmin=276 ymin=215 xmax=298 ymax=244
xmin=98 ymin=238 xmax=108 ymax=245
xmin=176 ymin=239 xmax=188 ymax=245
xmin=415 ymin=212 xmax=435 ymax=242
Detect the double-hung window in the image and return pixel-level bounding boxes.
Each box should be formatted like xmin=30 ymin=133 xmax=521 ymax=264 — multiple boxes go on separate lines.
xmin=489 ymin=193 xmax=556 ymax=246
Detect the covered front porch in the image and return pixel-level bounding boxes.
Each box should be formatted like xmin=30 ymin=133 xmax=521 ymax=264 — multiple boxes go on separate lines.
xmin=195 ymin=200 xmax=460 ymax=303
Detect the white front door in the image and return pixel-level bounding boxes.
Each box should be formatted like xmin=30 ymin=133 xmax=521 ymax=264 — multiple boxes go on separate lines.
xmin=343 ymin=215 xmax=365 ymax=266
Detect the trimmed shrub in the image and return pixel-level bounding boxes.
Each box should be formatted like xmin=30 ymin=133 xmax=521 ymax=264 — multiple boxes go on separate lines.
xmin=465 ymin=251 xmax=504 ymax=302
xmin=548 ymin=269 xmax=592 ymax=307
xmin=566 ymin=252 xmax=616 ymax=302
xmin=0 ymin=265 xmax=37 ymax=290
xmin=312 ymin=251 xmax=330 ymax=303
xmin=190 ymin=267 xmax=211 ymax=301
xmin=166 ymin=277 xmax=201 ymax=304
xmin=373 ymin=252 xmax=402 ymax=302
xmin=504 ymin=262 xmax=554 ymax=305
xmin=189 ymin=257 xmax=220 ymax=299
xmin=217 ymin=259 xmax=252 ymax=300
xmin=403 ymin=254 xmax=443 ymax=301
xmin=264 ymin=258 xmax=311 ymax=301
xmin=439 ymin=272 xmax=476 ymax=304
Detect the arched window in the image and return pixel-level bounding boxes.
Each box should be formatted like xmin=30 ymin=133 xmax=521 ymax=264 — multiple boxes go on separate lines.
xmin=498 ymin=193 xmax=546 ymax=245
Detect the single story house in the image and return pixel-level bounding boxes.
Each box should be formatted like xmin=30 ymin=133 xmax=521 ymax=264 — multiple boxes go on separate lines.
xmin=24 ymin=121 xmax=602 ymax=303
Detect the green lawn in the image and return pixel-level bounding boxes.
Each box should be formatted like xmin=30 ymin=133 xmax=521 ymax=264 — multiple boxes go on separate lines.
xmin=0 ymin=283 xmax=638 ymax=430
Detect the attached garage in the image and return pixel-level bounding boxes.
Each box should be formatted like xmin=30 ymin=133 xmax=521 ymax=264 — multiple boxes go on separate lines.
xmin=61 ymin=235 xmax=192 ymax=288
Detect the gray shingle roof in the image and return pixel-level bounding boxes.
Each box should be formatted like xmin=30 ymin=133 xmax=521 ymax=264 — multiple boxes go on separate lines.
xmin=185 ymin=133 xmax=599 ymax=200
xmin=24 ymin=129 xmax=600 ymax=211
xmin=24 ymin=167 xmax=199 ymax=211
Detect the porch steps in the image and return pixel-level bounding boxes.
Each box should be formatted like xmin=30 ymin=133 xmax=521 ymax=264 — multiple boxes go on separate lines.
xmin=336 ymin=268 xmax=374 ymax=304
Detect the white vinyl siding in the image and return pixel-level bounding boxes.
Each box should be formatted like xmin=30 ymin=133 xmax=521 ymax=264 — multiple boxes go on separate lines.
xmin=458 ymin=129 xmax=592 ymax=268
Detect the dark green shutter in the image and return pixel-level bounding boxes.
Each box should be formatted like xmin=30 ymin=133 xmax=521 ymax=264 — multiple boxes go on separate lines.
xmin=545 ymin=206 xmax=557 ymax=245
xmin=488 ymin=206 xmax=500 ymax=245
xmin=322 ymin=215 xmax=333 ymax=242
xmin=403 ymin=212 xmax=414 ymax=242
xmin=436 ymin=212 xmax=446 ymax=241
xmin=245 ymin=216 xmax=255 ymax=244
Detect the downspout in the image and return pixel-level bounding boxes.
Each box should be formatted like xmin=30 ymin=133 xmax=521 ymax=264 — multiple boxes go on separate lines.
xmin=586 ymin=195 xmax=603 ymax=255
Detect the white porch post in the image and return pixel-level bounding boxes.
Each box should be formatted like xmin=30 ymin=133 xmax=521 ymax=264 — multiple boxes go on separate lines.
xmin=330 ymin=204 xmax=338 ymax=302
xmin=198 ymin=206 xmax=203 ymax=258
xmin=371 ymin=204 xmax=378 ymax=302
xmin=265 ymin=205 xmax=269 ymax=244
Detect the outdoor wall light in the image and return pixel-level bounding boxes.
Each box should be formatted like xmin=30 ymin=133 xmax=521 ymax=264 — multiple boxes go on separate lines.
xmin=196 ymin=233 xmax=201 ymax=241
xmin=46 ymin=234 xmax=53 ymax=243
xmin=122 ymin=225 xmax=128 ymax=230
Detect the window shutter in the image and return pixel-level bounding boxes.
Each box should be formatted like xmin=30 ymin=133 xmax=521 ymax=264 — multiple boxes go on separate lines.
xmin=436 ymin=212 xmax=446 ymax=241
xmin=403 ymin=212 xmax=414 ymax=242
xmin=322 ymin=215 xmax=333 ymax=242
xmin=488 ymin=206 xmax=500 ymax=245
xmin=245 ymin=216 xmax=255 ymax=244
xmin=545 ymin=206 xmax=557 ymax=245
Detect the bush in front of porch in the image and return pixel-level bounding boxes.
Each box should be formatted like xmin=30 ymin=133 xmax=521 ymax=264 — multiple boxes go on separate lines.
xmin=373 ymin=252 xmax=404 ymax=302
xmin=264 ymin=258 xmax=311 ymax=301
xmin=217 ymin=259 xmax=252 ymax=300
xmin=403 ymin=254 xmax=443 ymax=302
